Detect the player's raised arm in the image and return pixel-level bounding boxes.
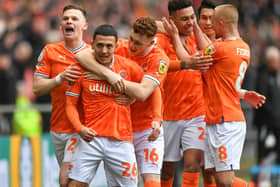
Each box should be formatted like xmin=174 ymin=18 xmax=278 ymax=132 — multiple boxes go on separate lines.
xmin=162 ymin=17 xmax=212 ymax=70
xmin=193 ymin=19 xmax=211 ymax=50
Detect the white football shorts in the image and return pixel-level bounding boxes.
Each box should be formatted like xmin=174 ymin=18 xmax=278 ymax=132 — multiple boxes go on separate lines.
xmin=162 ymin=115 xmax=206 ymax=162
xmin=133 ymin=126 xmax=164 ymax=175
xmin=50 ymin=131 xmax=77 ymax=166
xmin=69 ymin=136 xmax=138 ymax=186
xmin=204 ymin=121 xmax=246 ymax=172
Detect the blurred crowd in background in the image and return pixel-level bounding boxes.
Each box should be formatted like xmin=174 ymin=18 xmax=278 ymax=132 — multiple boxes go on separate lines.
xmin=0 ymin=0 xmax=279 ymax=164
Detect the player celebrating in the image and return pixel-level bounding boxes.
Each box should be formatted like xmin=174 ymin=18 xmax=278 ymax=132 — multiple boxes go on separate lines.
xmin=32 ymin=4 xmax=89 ymax=187
xmin=66 ymin=24 xmax=143 ymax=187
xmin=74 ymin=17 xmax=169 ymax=187
xmin=155 ymin=1 xmax=210 ymax=186
xmin=165 ymin=4 xmax=256 ymax=187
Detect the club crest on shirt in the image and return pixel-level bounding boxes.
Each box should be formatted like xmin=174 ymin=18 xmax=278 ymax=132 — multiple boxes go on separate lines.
xmin=205 ymin=45 xmax=216 ymax=56
xmin=119 ymin=70 xmax=127 ymax=79
xmin=159 ymin=60 xmax=167 ymax=74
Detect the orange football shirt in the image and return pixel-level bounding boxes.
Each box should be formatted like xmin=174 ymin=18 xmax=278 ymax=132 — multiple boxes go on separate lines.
xmin=155 ymin=33 xmax=205 ymax=121
xmin=66 ymin=55 xmax=143 ymax=142
xmin=115 ymin=39 xmax=169 ymax=131
xmin=201 ymin=37 xmax=250 ymax=123
xmin=34 ymin=41 xmax=89 ymax=133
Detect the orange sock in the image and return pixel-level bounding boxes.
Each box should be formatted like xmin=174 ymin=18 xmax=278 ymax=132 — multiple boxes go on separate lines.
xmin=203 ymin=182 xmax=216 ymax=187
xmin=161 ymin=177 xmax=174 ymax=187
xmin=144 ymin=180 xmax=160 ymax=187
xmin=233 ymin=177 xmax=248 ymax=187
xmin=181 ymin=172 xmax=200 ymax=187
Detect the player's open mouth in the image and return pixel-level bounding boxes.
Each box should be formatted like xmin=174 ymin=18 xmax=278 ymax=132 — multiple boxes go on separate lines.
xmin=65 ymin=27 xmax=74 ymax=35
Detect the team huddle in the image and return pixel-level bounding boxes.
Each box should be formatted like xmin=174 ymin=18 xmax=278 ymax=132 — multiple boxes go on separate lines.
xmin=32 ymin=1 xmax=266 ymax=187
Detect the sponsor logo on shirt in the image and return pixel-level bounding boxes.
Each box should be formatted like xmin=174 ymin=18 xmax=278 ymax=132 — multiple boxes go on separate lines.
xmin=89 ymin=82 xmax=118 ymax=96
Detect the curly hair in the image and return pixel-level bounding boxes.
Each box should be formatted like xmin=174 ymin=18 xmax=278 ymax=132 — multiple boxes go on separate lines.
xmin=132 ymin=17 xmax=157 ymax=38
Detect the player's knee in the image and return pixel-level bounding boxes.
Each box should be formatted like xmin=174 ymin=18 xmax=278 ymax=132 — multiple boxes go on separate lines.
xmin=68 ymin=179 xmax=88 ymax=187
xmin=161 ymin=162 xmax=175 ymax=180
xmin=183 ymin=162 xmax=200 ymax=172
xmin=142 ymin=173 xmax=160 ymax=182
xmin=201 ymin=169 xmax=215 ymax=184
xmin=59 ymin=176 xmax=69 ymax=187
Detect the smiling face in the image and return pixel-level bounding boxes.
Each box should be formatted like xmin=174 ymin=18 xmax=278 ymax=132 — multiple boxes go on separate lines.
xmin=170 ymin=6 xmax=195 ymax=37
xmin=60 ymin=8 xmax=88 ymax=41
xmin=199 ymin=8 xmax=215 ymax=38
xmin=92 ymin=35 xmax=117 ymax=66
xmin=128 ymin=30 xmax=154 ymax=56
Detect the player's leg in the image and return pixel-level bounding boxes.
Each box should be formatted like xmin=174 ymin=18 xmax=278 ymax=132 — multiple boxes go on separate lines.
xmin=161 ymin=120 xmax=185 ymax=187
xmin=68 ymin=137 xmax=103 ymax=186
xmin=201 ymin=130 xmax=216 ymax=187
xmin=68 ymin=180 xmax=88 ymax=187
xmin=201 ymin=166 xmax=216 ymax=187
xmin=182 ymin=149 xmax=202 ymax=187
xmin=133 ymin=127 xmax=164 ymax=187
xmin=181 ymin=116 xmax=206 ymax=187
xmin=104 ymin=138 xmax=138 ymax=187
xmin=59 ymin=134 xmax=80 ymax=187
xmin=50 ymin=130 xmax=69 ymax=166
xmin=50 ymin=131 xmax=76 ymax=187
xmin=161 ymin=161 xmax=176 ymax=187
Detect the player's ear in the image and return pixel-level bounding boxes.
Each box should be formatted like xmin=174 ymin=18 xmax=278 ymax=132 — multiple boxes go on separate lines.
xmin=114 ymin=40 xmax=119 ymax=51
xmin=59 ymin=23 xmax=62 ymax=31
xmin=83 ymin=23 xmax=88 ymax=31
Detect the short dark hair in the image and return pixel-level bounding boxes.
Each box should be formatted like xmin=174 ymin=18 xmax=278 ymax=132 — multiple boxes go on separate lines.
xmin=132 ymin=17 xmax=157 ymax=38
xmin=93 ymin=24 xmax=118 ymax=41
xmin=63 ymin=4 xmax=87 ymax=19
xmin=168 ymin=0 xmax=193 ymax=15
xmin=198 ymin=0 xmax=216 ymax=17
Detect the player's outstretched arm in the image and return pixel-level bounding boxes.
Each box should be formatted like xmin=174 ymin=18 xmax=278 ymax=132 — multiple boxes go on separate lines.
xmin=120 ymin=77 xmax=158 ymax=102
xmin=239 ymin=89 xmax=266 ymax=109
xmin=32 ymin=64 xmax=82 ymax=96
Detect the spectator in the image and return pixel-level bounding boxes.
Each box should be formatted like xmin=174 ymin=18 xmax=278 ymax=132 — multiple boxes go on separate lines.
xmin=255 ymin=46 xmax=280 ymax=164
